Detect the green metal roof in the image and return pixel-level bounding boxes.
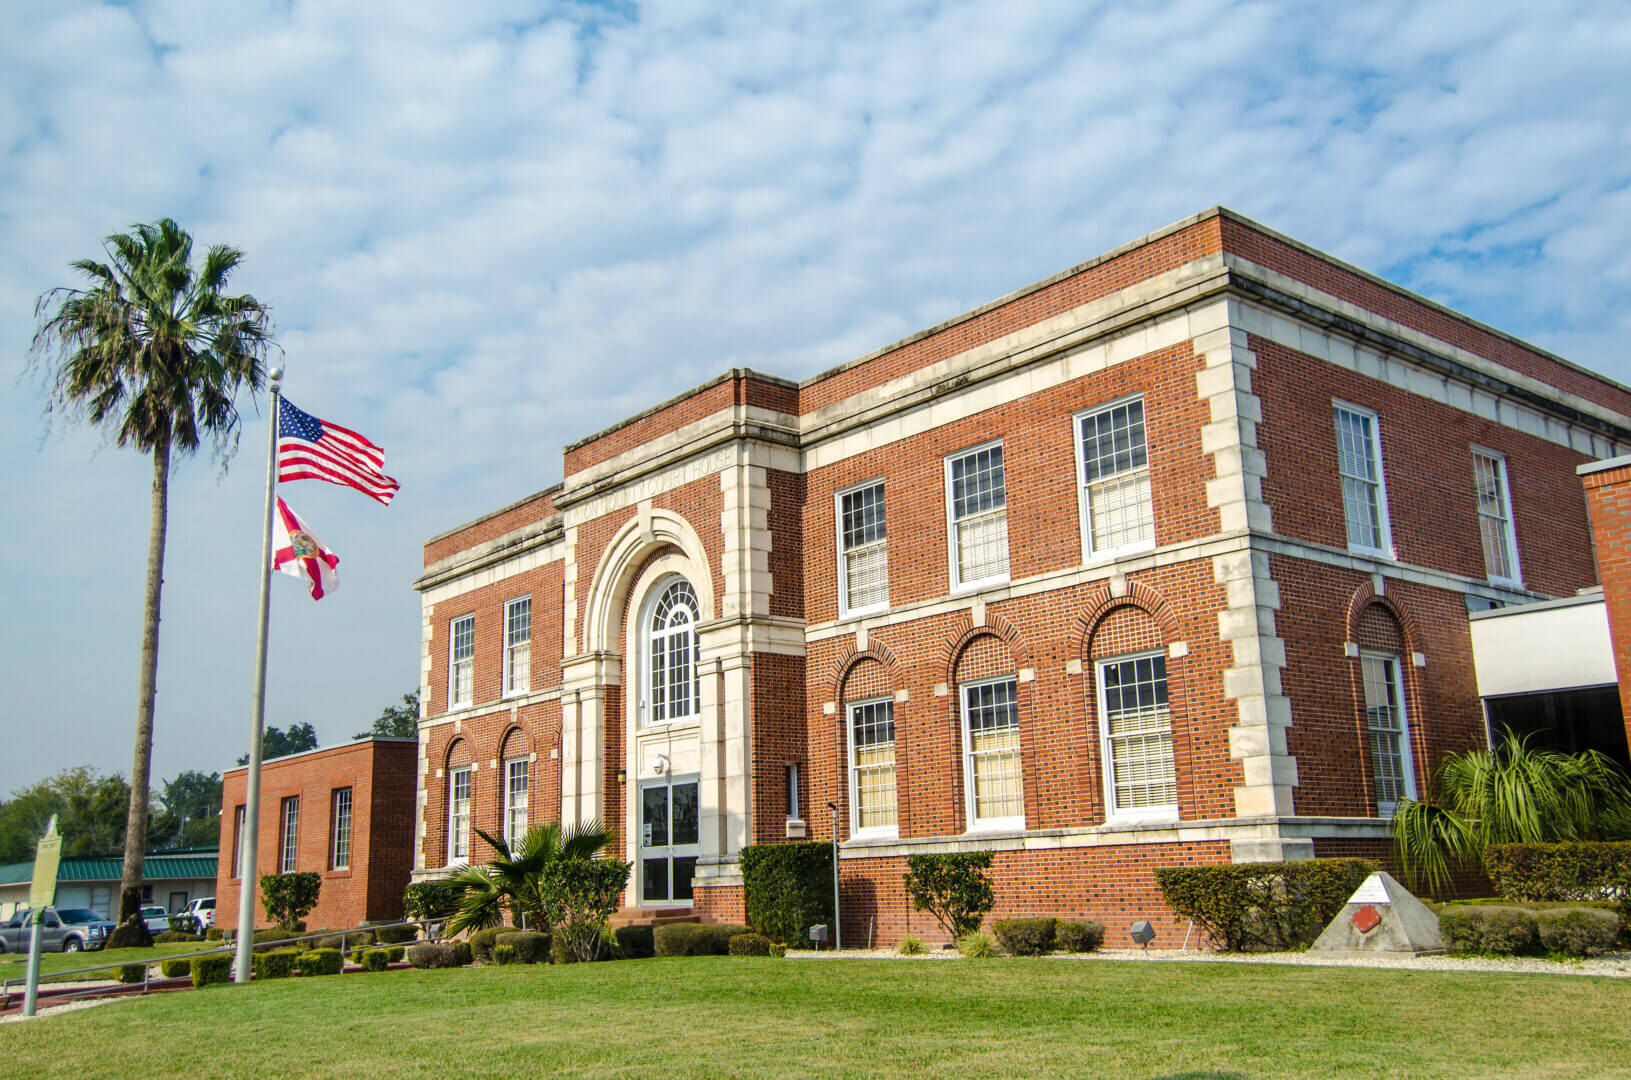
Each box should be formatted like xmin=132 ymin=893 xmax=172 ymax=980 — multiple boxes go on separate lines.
xmin=0 ymin=850 xmax=217 ymax=888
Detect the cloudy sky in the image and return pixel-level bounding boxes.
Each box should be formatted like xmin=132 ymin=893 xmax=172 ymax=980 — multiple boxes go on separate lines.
xmin=2 ymin=0 xmax=1629 ymax=799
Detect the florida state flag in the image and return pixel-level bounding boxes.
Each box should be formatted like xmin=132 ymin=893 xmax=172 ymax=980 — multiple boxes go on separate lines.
xmin=271 ymin=496 xmax=340 ymax=600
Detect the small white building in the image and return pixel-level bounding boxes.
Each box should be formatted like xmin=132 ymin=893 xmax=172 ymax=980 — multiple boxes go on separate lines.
xmin=0 ymin=846 xmax=218 ymax=922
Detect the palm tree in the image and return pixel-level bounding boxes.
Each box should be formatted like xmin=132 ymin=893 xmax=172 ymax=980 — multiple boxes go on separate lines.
xmin=30 ymin=219 xmax=274 ymax=946
xmin=1392 ymin=731 xmax=1631 ymax=896
xmin=446 ymin=821 xmax=610 ymax=936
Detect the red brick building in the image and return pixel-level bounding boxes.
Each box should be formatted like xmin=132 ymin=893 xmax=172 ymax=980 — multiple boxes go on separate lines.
xmin=414 ymin=207 xmax=1631 ymax=945
xmin=216 ymin=737 xmax=417 ymax=932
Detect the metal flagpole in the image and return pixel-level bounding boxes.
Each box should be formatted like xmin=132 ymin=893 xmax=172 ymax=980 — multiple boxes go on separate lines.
xmin=234 ymin=366 xmax=282 ymax=985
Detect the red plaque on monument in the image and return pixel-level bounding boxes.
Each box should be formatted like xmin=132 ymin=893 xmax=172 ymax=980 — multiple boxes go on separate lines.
xmin=1351 ymin=904 xmax=1382 ymax=934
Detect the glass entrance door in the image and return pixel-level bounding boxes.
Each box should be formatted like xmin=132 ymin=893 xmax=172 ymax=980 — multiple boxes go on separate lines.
xmin=640 ymin=776 xmax=699 ymax=904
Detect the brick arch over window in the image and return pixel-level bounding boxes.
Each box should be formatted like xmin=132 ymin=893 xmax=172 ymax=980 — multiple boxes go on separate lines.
xmin=444 ymin=736 xmax=471 ymax=771
xmin=498 ymin=725 xmax=532 ymax=760
xmin=946 ymin=628 xmax=1036 ymax=830
xmin=939 ymin=611 xmax=1028 ymax=687
xmin=826 ymin=648 xmax=906 ymax=839
xmin=1344 ymin=589 xmax=1428 ymax=816
xmin=1075 ymin=597 xmax=1196 ymax=824
xmin=825 ymin=640 xmax=903 ymax=704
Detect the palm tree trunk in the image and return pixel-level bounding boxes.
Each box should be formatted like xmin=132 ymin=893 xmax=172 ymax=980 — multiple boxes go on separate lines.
xmin=110 ymin=439 xmax=169 ymax=947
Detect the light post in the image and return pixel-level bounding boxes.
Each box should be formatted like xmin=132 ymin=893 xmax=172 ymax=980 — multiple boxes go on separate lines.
xmin=827 ymin=801 xmax=841 ymax=952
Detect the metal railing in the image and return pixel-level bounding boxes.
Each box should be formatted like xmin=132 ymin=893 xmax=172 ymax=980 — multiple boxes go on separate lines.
xmin=1 ymin=918 xmax=434 ymax=1012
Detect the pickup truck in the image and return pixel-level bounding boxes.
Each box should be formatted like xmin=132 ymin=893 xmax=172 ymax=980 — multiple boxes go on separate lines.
xmin=0 ymin=908 xmax=115 ymax=953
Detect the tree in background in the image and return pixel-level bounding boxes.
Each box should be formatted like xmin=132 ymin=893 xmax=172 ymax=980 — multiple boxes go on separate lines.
xmin=356 ymin=691 xmax=420 ymax=740
xmin=147 ymin=770 xmax=223 ymax=850
xmin=0 ymin=768 xmax=130 ymax=863
xmin=31 ymin=219 xmax=274 ymax=946
xmin=237 ymin=723 xmax=319 ymax=766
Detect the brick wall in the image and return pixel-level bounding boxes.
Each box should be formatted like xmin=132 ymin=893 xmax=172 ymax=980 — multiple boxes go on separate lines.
xmin=215 ymin=739 xmax=416 ymax=932
xmin=1581 ymin=462 xmax=1631 ymax=754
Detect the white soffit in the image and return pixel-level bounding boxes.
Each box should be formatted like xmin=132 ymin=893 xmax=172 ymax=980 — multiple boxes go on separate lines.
xmin=1469 ymin=595 xmax=1616 ymax=698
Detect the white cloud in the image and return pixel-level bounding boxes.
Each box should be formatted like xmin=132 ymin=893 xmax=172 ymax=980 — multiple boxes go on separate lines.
xmin=3 ymin=0 xmax=1630 ymax=793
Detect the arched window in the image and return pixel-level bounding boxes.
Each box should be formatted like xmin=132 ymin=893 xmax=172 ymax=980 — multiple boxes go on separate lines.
xmin=646 ymin=578 xmax=701 ymax=724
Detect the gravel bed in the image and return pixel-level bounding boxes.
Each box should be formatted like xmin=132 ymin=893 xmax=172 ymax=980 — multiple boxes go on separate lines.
xmin=789 ymin=946 xmax=1631 ymax=976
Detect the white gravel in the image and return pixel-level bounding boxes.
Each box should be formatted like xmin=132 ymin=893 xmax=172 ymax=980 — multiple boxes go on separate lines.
xmin=0 ymin=994 xmax=131 ymax=1023
xmin=789 ymin=946 xmax=1631 ymax=977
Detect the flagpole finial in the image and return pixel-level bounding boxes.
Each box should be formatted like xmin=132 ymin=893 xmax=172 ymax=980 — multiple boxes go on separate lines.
xmin=269 ymin=365 xmax=284 ymax=386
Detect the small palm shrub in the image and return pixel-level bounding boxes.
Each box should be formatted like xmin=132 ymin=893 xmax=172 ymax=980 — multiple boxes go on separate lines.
xmin=494 ymin=944 xmax=517 ymax=965
xmin=1055 ymin=920 xmax=1105 ymax=952
xmin=992 ymin=918 xmax=1056 ymax=956
xmin=957 ymin=930 xmax=996 ymax=958
xmin=1536 ymin=908 xmax=1620 ymax=957
xmin=728 ymin=932 xmax=772 ymax=956
xmin=496 ymin=931 xmax=551 ymax=964
xmin=896 ymin=935 xmax=927 ymax=956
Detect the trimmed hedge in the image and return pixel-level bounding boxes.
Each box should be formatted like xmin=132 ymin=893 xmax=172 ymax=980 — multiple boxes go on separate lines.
xmin=654 ymin=922 xmax=753 ymax=956
xmin=408 ymin=942 xmax=472 ymax=969
xmin=1055 ymin=920 xmax=1105 ymax=953
xmin=992 ymin=918 xmax=1056 ymax=956
xmin=315 ymin=930 xmax=375 ymax=952
xmin=190 ymin=954 xmax=233 ymax=988
xmin=159 ymin=958 xmax=193 ymax=979
xmin=1485 ymin=842 xmax=1631 ymax=906
xmin=152 ymin=931 xmax=202 ymax=943
xmin=254 ymin=948 xmax=302 ymax=979
xmin=468 ymin=926 xmax=505 ymax=963
xmin=728 ymin=932 xmax=772 ymax=956
xmin=368 ymin=922 xmax=419 ymax=945
xmin=614 ymin=925 xmax=655 ymax=959
xmin=117 ymin=964 xmax=147 ymax=985
xmin=1155 ymin=858 xmax=1375 ymax=951
xmin=205 ymin=927 xmax=225 ymax=941
xmin=740 ymin=841 xmax=835 ymax=947
xmin=1440 ymin=906 xmax=1539 ymax=955
xmin=360 ymin=948 xmax=392 ymax=972
xmin=496 ymin=931 xmax=551 ymax=964
xmin=1537 ymin=907 xmax=1621 ymax=957
xmin=298 ymin=948 xmax=343 ymax=975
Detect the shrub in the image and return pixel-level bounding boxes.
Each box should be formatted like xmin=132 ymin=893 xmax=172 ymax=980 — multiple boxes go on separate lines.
xmin=992 ymin=918 xmax=1057 ymax=956
xmin=360 ymin=948 xmax=391 ymax=972
xmin=383 ymin=945 xmax=405 ymax=962
xmin=205 ymin=927 xmax=224 ymax=941
xmin=551 ymin=939 xmax=577 ymax=964
xmin=1439 ymin=906 xmax=1539 ymax=955
xmin=740 ymin=841 xmax=835 ymax=948
xmin=159 ymin=957 xmax=193 ymax=979
xmin=254 ymin=948 xmax=301 ymax=979
xmin=166 ymin=914 xmax=202 ymax=935
xmin=1484 ymin=842 xmax=1631 ymax=906
xmin=494 ymin=944 xmax=517 ymax=965
xmin=368 ymin=922 xmax=419 ymax=945
xmin=1055 ymin=920 xmax=1105 ymax=953
xmin=905 ymin=852 xmax=995 ymax=940
xmin=541 ymin=858 xmax=631 ymax=963
xmin=1155 ymin=859 xmax=1375 ymax=951
xmin=298 ymin=948 xmax=343 ymax=975
xmin=769 ymin=943 xmax=787 ymax=958
xmin=614 ymin=925 xmax=655 ymax=959
xmin=496 ymin=931 xmax=551 ymax=964
xmin=468 ymin=926 xmax=506 ymax=963
xmin=407 ymin=942 xmax=472 ymax=968
xmin=190 ymin=954 xmax=232 ymax=988
xmin=403 ymin=880 xmax=464 ymax=923
xmin=957 ymin=931 xmax=996 ymax=958
xmin=1536 ymin=907 xmax=1621 ymax=957
xmin=152 ymin=931 xmax=201 ymax=943
xmin=897 ymin=935 xmax=927 ymax=956
xmin=654 ymin=922 xmax=753 ymax=956
xmin=117 ymin=964 xmax=147 ymax=984
xmin=260 ymin=872 xmax=322 ymax=932
xmin=728 ymin=932 xmax=772 ymax=956
xmin=315 ymin=930 xmax=375 ymax=953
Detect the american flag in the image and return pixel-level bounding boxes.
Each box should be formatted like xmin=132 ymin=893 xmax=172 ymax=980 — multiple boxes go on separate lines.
xmin=277 ymin=399 xmax=400 ymax=505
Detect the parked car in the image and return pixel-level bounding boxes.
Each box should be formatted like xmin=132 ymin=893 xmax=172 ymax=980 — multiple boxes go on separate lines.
xmin=0 ymin=908 xmax=115 ymax=953
xmin=139 ymin=906 xmax=172 ymax=934
xmin=183 ymin=897 xmax=215 ymax=933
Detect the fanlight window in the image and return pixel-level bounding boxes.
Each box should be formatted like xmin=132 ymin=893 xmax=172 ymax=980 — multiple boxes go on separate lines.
xmin=648 ymin=579 xmax=701 ymax=724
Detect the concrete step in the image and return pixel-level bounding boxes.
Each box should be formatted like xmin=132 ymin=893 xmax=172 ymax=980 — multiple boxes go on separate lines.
xmin=608 ymin=907 xmax=699 ymax=928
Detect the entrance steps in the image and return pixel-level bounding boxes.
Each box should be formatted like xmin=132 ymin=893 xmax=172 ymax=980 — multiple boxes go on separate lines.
xmin=608 ymin=906 xmax=698 ymax=929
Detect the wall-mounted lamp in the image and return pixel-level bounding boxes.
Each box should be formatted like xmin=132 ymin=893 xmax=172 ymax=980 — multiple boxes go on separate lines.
xmin=615 ymin=769 xmax=627 ymax=785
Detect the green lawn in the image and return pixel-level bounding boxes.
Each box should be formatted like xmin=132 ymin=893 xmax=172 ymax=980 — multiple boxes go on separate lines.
xmin=3 ymin=957 xmax=1627 ymax=1078
xmin=0 ymin=940 xmax=217 ymax=982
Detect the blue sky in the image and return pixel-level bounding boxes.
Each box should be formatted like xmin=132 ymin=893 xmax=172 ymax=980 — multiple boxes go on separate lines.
xmin=2 ymin=0 xmax=1630 ymax=796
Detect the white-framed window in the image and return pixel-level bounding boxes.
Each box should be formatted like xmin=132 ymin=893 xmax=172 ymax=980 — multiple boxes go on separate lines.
xmin=503 ymin=597 xmax=531 ymax=697
xmin=449 ymin=614 xmax=475 ymax=707
xmin=504 ymin=757 xmax=530 ymax=851
xmin=786 ymin=762 xmax=801 ymax=819
xmin=279 ymin=796 xmax=300 ymax=873
xmin=646 ymin=578 xmax=701 ymax=725
xmin=1076 ymin=396 xmax=1155 ymax=561
xmin=231 ymin=805 xmax=245 ymax=880
xmin=1361 ymin=652 xmax=1416 ymax=816
xmin=837 ymin=481 xmax=888 ymax=617
xmin=961 ymin=676 xmax=1024 ymax=830
xmin=946 ymin=441 xmax=1009 ymax=590
xmin=330 ymin=787 xmax=352 ymax=871
xmin=448 ymin=766 xmax=473 ymax=863
xmin=1096 ymin=652 xmax=1178 ymax=821
xmin=1334 ymin=403 xmax=1393 ymax=557
xmin=847 ymin=698 xmax=898 ymax=837
xmin=1472 ymin=449 xmax=1521 ymax=586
